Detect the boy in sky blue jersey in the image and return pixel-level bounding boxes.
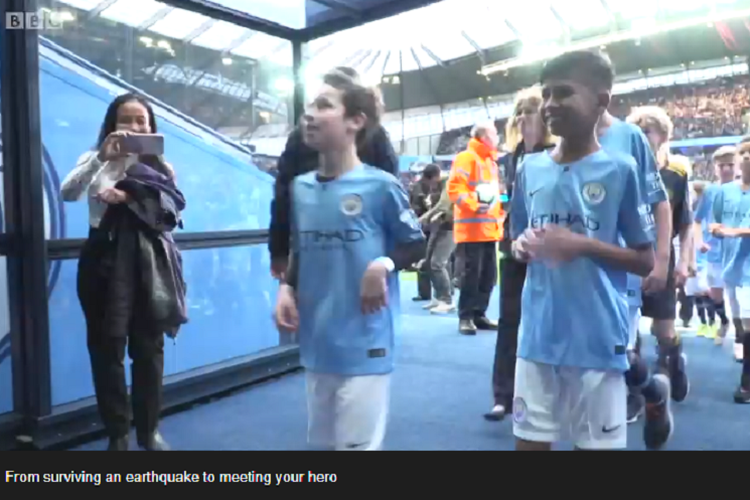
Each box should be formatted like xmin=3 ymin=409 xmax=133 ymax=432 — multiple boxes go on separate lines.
xmin=509 ymin=51 xmax=655 ymax=451
xmin=693 ymin=147 xmax=736 ymax=347
xmin=624 ymin=107 xmax=693 ymax=433
xmin=710 ymin=140 xmax=750 ymax=403
xmin=554 ymin=51 xmax=674 ymax=450
xmin=274 ymin=70 xmax=425 ymax=450
xmin=684 ymin=181 xmax=718 ymax=339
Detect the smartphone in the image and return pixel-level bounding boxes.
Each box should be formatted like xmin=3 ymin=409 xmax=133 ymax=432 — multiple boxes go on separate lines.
xmin=118 ymin=133 xmax=164 ymax=156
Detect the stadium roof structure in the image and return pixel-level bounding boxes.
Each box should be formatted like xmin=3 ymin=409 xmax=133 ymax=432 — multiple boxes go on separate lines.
xmin=53 ymin=0 xmax=750 ymax=111
xmin=302 ymin=0 xmax=750 ymax=109
xmin=50 ymin=0 xmax=443 ymax=42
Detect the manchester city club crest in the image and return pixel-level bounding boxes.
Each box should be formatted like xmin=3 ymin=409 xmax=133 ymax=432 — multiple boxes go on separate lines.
xmin=512 ymin=397 xmax=527 ymax=424
xmin=340 ymin=193 xmax=363 ymax=216
xmin=581 ymin=182 xmax=606 ymax=205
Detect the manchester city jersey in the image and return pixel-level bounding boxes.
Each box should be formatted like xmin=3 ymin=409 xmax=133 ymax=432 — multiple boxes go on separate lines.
xmin=694 ymin=184 xmax=723 ymax=265
xmin=713 ymin=181 xmax=750 ymax=288
xmin=510 ymin=149 xmax=653 ymax=371
xmin=290 ymin=165 xmax=424 ymax=376
xmin=599 ymin=119 xmax=667 ymax=307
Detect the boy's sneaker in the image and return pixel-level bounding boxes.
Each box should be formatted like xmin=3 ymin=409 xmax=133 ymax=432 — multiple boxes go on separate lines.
xmin=669 ymin=352 xmax=690 ymax=402
xmin=644 ymin=374 xmax=674 ymax=450
xmin=735 ymin=375 xmax=750 ymax=404
xmin=627 ymin=392 xmax=645 ymax=424
xmin=696 ymin=324 xmax=710 ymax=338
xmin=422 ymin=299 xmax=439 ymax=310
xmin=430 ymin=301 xmax=456 ymax=314
xmin=483 ymin=405 xmax=506 ymax=421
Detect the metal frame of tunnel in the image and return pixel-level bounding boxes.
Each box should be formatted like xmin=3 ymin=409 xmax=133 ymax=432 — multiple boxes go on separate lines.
xmin=0 ymin=0 xmax=439 ymax=450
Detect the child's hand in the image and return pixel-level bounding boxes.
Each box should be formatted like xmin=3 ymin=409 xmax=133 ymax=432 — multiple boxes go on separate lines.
xmin=274 ymin=284 xmax=298 ymax=332
xmin=361 ymin=261 xmax=389 ymax=314
xmin=526 ymin=224 xmax=584 ymax=263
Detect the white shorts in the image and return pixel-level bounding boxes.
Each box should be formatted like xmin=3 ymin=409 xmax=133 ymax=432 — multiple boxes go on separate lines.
xmin=306 ymin=372 xmax=390 ymax=451
xmin=707 ymin=262 xmax=724 ymax=290
xmin=628 ymin=306 xmax=640 ymax=351
xmin=726 ymin=287 xmax=750 ymax=320
xmin=513 ymin=358 xmax=627 ymax=450
xmin=685 ymin=269 xmax=709 ymax=297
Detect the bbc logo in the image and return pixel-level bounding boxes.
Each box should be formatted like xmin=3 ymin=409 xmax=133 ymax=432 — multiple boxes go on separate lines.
xmin=5 ymin=11 xmax=64 ymax=30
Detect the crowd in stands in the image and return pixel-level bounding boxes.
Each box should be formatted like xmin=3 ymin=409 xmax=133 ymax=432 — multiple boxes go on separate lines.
xmin=435 ymin=76 xmax=750 ymax=177
xmin=610 ymin=75 xmax=749 ymax=140
xmin=254 ymin=76 xmax=749 ymax=182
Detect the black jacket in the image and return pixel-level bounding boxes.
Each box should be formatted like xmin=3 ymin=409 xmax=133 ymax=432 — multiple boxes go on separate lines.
xmin=98 ymin=163 xmax=188 ymax=338
xmin=268 ymin=125 xmax=399 ymax=259
xmin=499 ymin=141 xmax=555 ymax=254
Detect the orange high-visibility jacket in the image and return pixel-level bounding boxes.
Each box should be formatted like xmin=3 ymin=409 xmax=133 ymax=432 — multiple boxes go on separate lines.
xmin=447 ymin=138 xmax=505 ymax=243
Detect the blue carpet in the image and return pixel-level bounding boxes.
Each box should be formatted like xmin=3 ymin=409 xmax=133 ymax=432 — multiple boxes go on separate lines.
xmin=73 ymin=280 xmax=750 ymax=451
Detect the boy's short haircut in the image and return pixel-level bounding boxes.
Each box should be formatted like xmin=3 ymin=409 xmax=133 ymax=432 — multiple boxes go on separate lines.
xmin=421 ymin=163 xmax=441 ymax=180
xmin=713 ymin=145 xmax=736 ymax=160
xmin=540 ymin=50 xmax=615 ymax=92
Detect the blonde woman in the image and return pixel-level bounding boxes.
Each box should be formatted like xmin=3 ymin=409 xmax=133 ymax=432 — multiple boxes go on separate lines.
xmin=485 ymin=86 xmax=556 ymax=421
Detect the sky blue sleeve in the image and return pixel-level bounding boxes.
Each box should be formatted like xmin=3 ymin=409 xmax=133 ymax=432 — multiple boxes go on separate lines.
xmin=509 ymin=161 xmax=528 ymax=240
xmin=712 ymin=187 xmax=724 ymax=224
xmin=632 ymin=130 xmax=667 ymax=206
xmin=289 ymin=178 xmax=300 ymax=253
xmin=693 ymin=187 xmax=712 ymax=223
xmin=385 ymin=178 xmax=426 ymax=244
xmin=618 ymin=163 xmax=654 ymax=248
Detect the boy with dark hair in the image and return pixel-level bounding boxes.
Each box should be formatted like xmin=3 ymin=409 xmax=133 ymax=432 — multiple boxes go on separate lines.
xmin=274 ymin=71 xmax=425 ymax=450
xmin=542 ymin=51 xmax=676 ymax=450
xmin=509 ymin=52 xmax=655 ymax=451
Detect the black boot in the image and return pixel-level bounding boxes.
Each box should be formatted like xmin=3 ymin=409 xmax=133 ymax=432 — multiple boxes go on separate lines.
xmin=474 ymin=316 xmax=498 ymax=330
xmin=459 ymin=319 xmax=476 ymax=335
xmin=137 ymin=431 xmax=170 ymax=451
xmin=107 ymin=435 xmax=129 ymax=451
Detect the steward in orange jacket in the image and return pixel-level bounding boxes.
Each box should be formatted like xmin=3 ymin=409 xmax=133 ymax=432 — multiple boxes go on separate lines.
xmin=448 ymin=136 xmax=505 ymax=244
xmin=447 ymin=123 xmax=502 ymax=334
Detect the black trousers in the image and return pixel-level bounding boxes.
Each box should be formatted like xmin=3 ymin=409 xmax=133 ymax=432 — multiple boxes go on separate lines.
xmin=457 ymin=241 xmax=497 ymax=320
xmin=416 ymin=231 xmax=432 ymax=299
xmin=492 ymin=255 xmax=526 ymax=408
xmin=677 ymin=286 xmax=694 ymax=324
xmin=77 ymin=229 xmax=164 ymax=440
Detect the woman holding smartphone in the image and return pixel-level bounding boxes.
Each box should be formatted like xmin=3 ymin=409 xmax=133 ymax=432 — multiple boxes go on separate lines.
xmin=61 ymin=93 xmax=180 ymax=451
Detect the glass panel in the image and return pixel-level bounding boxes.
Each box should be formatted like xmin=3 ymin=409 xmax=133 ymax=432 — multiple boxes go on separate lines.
xmin=457 ymin=1 xmax=517 ymax=49
xmin=99 ymin=0 xmax=167 ymax=26
xmin=54 ymin=0 xmax=101 ymax=9
xmin=0 ymin=29 xmax=11 ymax=414
xmin=210 ymin=0 xmax=306 ymax=30
xmin=190 ymin=21 xmax=250 ymax=51
xmin=41 ymin=0 xmax=294 ymax=236
xmin=48 ymin=245 xmax=280 ymax=406
xmin=148 ymin=9 xmax=213 ymax=39
xmin=554 ymin=0 xmax=610 ymax=31
xmin=505 ymin=0 xmax=563 ymax=41
xmin=423 ymin=33 xmax=476 ymax=62
xmin=382 ymin=50 xmax=401 ymax=75
xmin=0 ymin=256 xmax=11 ymax=414
xmin=607 ymin=0 xmax=659 ymax=19
xmin=399 ymin=49 xmax=419 ymax=73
